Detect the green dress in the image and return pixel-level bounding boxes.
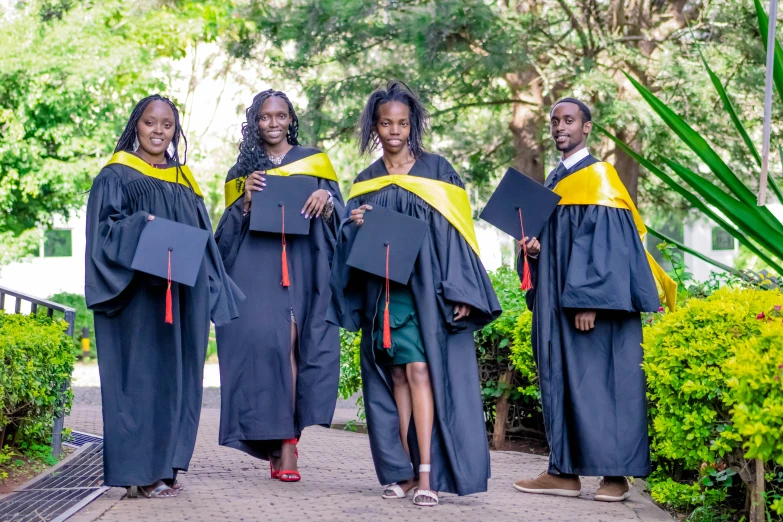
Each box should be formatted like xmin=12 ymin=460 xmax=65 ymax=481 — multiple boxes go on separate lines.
xmin=373 ymin=283 xmax=426 ymax=366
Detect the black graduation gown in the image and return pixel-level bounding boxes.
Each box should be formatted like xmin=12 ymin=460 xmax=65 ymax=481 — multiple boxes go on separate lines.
xmin=522 ymin=154 xmax=660 ymax=477
xmin=330 ymin=153 xmax=501 ymax=496
xmin=214 ymin=146 xmax=344 ymax=459
xmin=85 ymin=159 xmax=243 ymax=487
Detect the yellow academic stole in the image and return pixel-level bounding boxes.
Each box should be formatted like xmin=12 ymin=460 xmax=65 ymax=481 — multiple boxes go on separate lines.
xmin=223 ymin=152 xmax=338 ymax=208
xmin=348 ymin=174 xmax=480 ymax=256
xmin=553 ymin=161 xmax=678 ymax=312
xmin=106 ymin=151 xmax=203 ymax=197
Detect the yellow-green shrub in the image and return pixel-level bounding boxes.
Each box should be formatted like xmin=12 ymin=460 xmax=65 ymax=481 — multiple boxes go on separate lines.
xmin=474 ymin=265 xmax=542 ymax=438
xmin=644 ymin=287 xmax=783 ymax=468
xmin=509 ymin=309 xmax=537 ymax=402
xmin=726 ymin=321 xmax=783 ymax=467
xmin=0 ymin=312 xmax=74 ymax=447
xmin=648 ymin=474 xmax=728 ymax=511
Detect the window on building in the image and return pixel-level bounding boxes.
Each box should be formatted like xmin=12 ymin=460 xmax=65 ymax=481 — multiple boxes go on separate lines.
xmin=646 ymin=222 xmax=684 ymax=271
xmin=711 ymin=227 xmax=735 ymax=251
xmin=44 ymin=229 xmax=72 ymax=257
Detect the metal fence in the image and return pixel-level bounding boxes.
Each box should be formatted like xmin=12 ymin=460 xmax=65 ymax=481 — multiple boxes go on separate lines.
xmin=0 ymin=286 xmax=76 ymax=458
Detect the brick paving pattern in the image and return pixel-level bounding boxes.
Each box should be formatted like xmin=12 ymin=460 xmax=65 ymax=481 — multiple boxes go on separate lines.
xmin=64 ymin=390 xmax=672 ymax=522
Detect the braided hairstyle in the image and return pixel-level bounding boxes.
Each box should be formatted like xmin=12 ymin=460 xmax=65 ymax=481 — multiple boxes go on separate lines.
xmin=114 ymin=94 xmax=188 ymax=166
xmin=358 ymin=80 xmax=429 ymax=158
xmin=234 ymin=89 xmax=300 ymax=176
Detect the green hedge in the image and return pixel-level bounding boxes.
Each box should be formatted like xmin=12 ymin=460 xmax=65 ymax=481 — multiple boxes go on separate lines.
xmin=644 ymin=287 xmax=783 ymax=518
xmin=0 ymin=312 xmax=74 ymax=449
xmin=47 ymin=292 xmax=95 ymax=358
xmin=473 ymin=266 xmax=542 ymax=442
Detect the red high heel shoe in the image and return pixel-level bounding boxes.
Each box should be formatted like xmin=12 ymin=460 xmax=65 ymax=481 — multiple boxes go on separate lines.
xmin=270 ymin=461 xmax=280 ymax=479
xmin=278 ymin=438 xmax=301 ymax=482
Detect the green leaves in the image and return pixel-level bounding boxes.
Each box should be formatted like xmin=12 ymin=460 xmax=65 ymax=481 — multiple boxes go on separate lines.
xmin=0 ymin=312 xmax=74 ymax=449
xmin=0 ymin=0 xmax=234 ymax=244
xmin=697 ymin=48 xmax=761 ymax=167
xmin=474 ymin=266 xmax=540 ymax=423
xmin=623 ymin=72 xmax=759 ymax=210
xmin=754 ymin=0 xmax=783 ymax=107
xmin=644 ymin=287 xmax=783 ymax=470
xmin=726 ymin=323 xmax=783 ymax=464
xmin=605 ymin=36 xmax=783 ymax=275
xmin=595 ymin=123 xmax=783 ymax=275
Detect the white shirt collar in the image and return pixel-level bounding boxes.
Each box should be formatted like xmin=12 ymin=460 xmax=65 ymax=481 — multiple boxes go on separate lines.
xmin=561 ymin=147 xmax=590 ymax=170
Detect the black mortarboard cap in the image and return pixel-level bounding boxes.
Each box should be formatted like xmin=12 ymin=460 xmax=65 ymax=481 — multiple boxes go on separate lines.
xmin=346 ymin=206 xmax=428 ymax=285
xmin=249 ymin=175 xmax=318 ymax=235
xmin=479 ymin=167 xmax=562 ymax=242
xmin=131 ymin=216 xmax=210 ymax=287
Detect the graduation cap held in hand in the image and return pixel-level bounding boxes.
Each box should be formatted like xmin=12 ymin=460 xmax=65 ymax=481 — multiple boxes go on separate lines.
xmin=249 ymin=175 xmax=318 ymax=287
xmin=479 ymin=167 xmax=562 ymax=290
xmin=131 ymin=216 xmax=210 ymax=324
xmin=347 ymin=206 xmax=428 ymax=349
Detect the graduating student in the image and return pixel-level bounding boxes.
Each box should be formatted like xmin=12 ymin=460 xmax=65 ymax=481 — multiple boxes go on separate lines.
xmin=513 ymin=98 xmax=676 ymax=502
xmin=330 ymin=81 xmax=501 ymax=507
xmin=85 ymin=95 xmax=243 ymax=498
xmin=214 ymin=90 xmax=344 ymax=482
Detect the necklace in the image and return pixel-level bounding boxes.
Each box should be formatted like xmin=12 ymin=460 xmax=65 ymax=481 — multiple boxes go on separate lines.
xmin=268 ymin=153 xmax=285 ymax=166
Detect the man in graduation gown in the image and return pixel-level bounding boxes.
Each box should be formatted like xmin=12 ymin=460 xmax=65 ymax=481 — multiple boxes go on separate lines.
xmin=513 ymin=98 xmax=676 ymax=502
xmin=330 ymin=152 xmax=501 ymax=497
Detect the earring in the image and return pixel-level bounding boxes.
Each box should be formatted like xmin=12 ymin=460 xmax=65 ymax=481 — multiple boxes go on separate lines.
xmin=132 ymin=133 xmax=140 ymax=152
xmin=166 ymin=142 xmax=175 ymax=158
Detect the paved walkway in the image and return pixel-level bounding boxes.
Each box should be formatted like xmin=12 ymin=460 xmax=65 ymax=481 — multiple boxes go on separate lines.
xmin=60 ymin=385 xmax=672 ymax=522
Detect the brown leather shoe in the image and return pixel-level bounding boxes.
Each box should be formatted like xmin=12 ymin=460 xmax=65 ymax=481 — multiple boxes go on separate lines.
xmin=595 ymin=477 xmax=630 ymax=502
xmin=513 ymin=472 xmax=581 ymax=497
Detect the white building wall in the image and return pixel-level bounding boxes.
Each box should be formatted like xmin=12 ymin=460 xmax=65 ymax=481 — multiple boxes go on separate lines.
xmin=682 ymin=218 xmax=739 ymax=281
xmin=0 ymin=212 xmax=86 ymax=312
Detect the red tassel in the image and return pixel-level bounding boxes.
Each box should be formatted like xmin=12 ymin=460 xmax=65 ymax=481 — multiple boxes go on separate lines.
xmin=383 ymin=244 xmax=391 ymax=349
xmin=165 ymin=249 xmax=173 ymax=324
xmin=281 ymin=205 xmax=290 ymax=287
xmin=521 ymin=257 xmax=533 ymax=291
xmin=518 ymin=208 xmax=533 ymax=291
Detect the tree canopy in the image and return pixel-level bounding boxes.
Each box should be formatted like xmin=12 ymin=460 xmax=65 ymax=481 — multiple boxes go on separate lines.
xmin=0 ymin=0 xmax=779 ymax=266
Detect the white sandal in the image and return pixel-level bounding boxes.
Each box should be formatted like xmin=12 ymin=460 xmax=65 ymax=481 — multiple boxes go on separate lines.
xmin=381 ymin=483 xmax=413 ymax=499
xmin=413 ymin=465 xmax=439 ymax=507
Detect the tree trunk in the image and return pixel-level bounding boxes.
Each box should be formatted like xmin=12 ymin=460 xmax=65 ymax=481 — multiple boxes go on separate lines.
xmin=509 ymin=103 xmax=546 ymax=183
xmin=507 ymin=71 xmax=547 ymax=184
xmin=749 ymin=457 xmax=766 ymax=522
xmin=612 ymin=127 xmax=641 ymax=204
xmin=492 ymin=369 xmax=515 ymax=450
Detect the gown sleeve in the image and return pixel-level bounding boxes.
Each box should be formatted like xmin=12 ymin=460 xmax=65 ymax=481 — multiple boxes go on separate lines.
xmin=214 ymin=197 xmax=247 ymax=273
xmin=84 ymin=169 xmax=150 ymax=314
xmin=318 ymin=178 xmax=345 ymax=253
xmin=327 ymin=198 xmax=363 ymax=332
xmin=432 ymin=158 xmax=502 ymax=332
xmin=195 ymin=200 xmax=245 ymax=327
xmin=559 ymin=205 xmax=660 ymax=312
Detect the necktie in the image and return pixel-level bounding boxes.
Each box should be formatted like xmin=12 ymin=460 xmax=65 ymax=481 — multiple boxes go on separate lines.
xmin=545 ymin=162 xmax=568 ymax=190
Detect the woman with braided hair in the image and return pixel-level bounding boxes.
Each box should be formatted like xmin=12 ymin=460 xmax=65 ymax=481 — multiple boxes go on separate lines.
xmin=214 ymin=90 xmax=344 ymax=481
xmin=85 ymin=95 xmax=243 ymax=498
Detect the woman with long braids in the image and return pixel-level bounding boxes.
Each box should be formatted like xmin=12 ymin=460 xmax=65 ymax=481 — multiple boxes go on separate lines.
xmin=85 ymin=95 xmax=243 ymax=498
xmin=214 ymin=90 xmax=344 ymax=481
xmin=329 ymin=81 xmax=500 ymax=506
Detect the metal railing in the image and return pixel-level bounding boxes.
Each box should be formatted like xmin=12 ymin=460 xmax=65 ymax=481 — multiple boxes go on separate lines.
xmin=0 ymin=286 xmax=76 ymax=458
